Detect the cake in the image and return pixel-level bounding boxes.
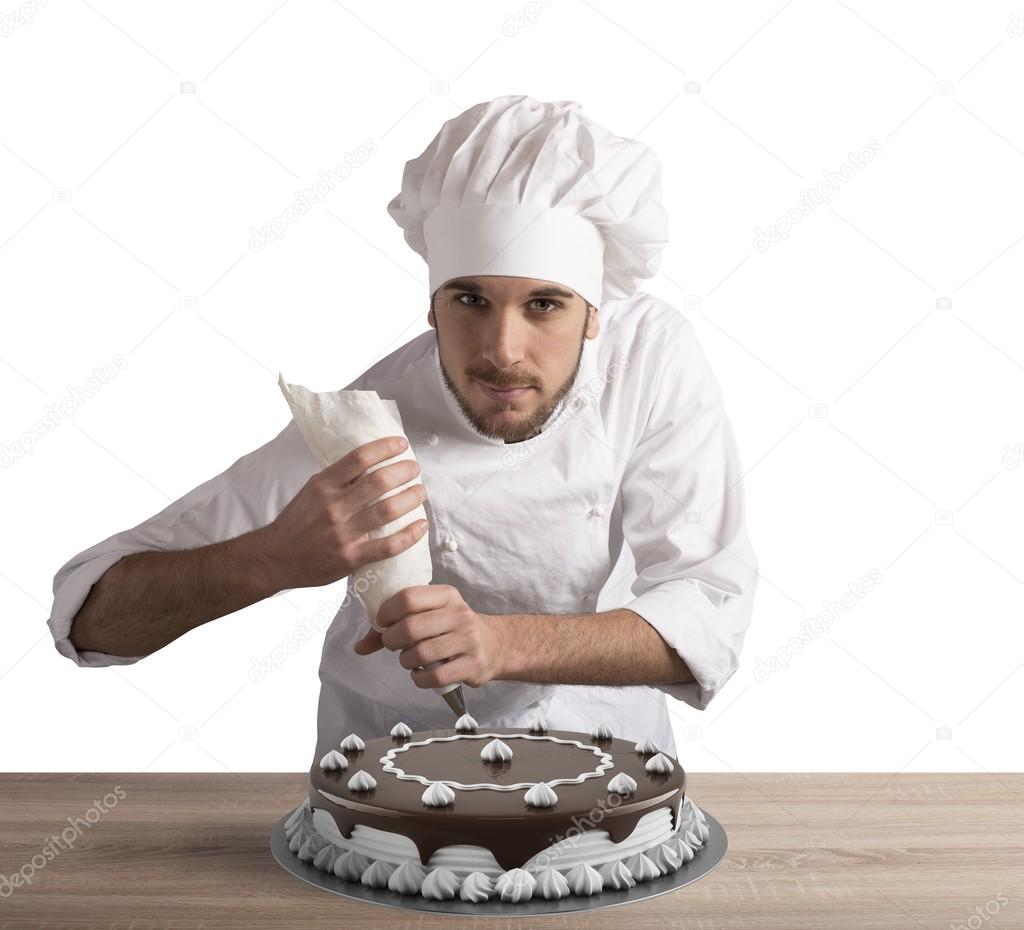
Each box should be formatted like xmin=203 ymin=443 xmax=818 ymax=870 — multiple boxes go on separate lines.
xmin=283 ymin=715 xmax=712 ymax=904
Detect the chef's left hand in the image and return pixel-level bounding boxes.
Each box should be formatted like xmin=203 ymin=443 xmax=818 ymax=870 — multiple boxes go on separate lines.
xmin=352 ymin=585 xmax=503 ymax=688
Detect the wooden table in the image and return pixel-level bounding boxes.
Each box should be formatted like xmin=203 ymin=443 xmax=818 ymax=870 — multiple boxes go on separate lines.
xmin=1 ymin=773 xmax=1021 ymax=928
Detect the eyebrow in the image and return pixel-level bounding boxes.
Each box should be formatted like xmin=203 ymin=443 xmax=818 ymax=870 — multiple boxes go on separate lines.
xmin=440 ymin=278 xmax=576 ymax=300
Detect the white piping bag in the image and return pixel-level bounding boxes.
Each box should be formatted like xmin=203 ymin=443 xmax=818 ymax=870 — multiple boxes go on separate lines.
xmin=277 ymin=374 xmax=466 ymax=718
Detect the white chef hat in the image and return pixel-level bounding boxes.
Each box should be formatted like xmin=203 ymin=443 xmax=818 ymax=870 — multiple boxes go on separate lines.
xmin=386 ymin=94 xmax=668 ymax=309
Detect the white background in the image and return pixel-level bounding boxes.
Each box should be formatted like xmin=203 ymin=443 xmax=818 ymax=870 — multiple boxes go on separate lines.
xmin=2 ymin=1 xmax=1023 ymax=775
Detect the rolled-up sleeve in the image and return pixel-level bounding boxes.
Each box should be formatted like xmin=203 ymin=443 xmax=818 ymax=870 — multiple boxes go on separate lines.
xmin=620 ymin=317 xmax=759 ymax=711
xmin=48 ymin=418 xmax=318 ymax=668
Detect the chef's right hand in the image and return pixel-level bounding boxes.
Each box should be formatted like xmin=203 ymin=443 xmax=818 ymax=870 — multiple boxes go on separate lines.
xmin=259 ymin=436 xmax=428 ymax=590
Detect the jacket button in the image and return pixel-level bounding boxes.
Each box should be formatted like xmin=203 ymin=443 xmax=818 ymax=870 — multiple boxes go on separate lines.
xmin=443 ymin=537 xmax=458 ymax=552
xmin=427 ymin=432 xmax=440 ymax=446
xmin=589 ymin=505 xmax=605 ymax=518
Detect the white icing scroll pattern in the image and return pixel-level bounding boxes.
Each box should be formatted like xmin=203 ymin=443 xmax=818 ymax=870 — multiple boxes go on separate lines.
xmin=378 ymin=732 xmax=615 ymax=791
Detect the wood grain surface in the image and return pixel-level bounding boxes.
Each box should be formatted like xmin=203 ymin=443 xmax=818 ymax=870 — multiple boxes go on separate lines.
xmin=1 ymin=773 xmax=1022 ymax=929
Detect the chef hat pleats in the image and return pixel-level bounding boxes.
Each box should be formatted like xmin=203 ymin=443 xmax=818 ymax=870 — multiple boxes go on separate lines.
xmin=386 ymin=94 xmax=669 ymax=309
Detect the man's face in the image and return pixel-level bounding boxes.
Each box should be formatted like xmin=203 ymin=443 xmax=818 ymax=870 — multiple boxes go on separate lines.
xmin=428 ymin=275 xmax=600 ymax=444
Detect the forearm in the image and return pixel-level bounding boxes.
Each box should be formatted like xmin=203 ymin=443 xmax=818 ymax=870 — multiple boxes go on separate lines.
xmin=492 ymin=608 xmax=694 ymax=687
xmin=68 ymin=526 xmax=281 ymax=659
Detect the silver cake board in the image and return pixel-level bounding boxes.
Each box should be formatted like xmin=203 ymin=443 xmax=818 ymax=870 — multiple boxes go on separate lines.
xmin=270 ymin=810 xmax=728 ymax=917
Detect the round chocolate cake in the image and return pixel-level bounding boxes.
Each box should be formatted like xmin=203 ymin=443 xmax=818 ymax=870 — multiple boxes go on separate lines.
xmin=283 ymin=714 xmax=712 ymax=903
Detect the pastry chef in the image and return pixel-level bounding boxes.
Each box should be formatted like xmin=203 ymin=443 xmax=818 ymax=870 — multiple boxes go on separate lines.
xmin=48 ymin=95 xmax=759 ymax=760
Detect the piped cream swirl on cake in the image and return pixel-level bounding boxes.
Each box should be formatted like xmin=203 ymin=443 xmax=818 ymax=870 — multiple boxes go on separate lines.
xmin=480 ymin=738 xmax=513 ymax=763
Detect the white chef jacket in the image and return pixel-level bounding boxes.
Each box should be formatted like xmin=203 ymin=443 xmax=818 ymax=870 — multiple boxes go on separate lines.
xmin=48 ymin=293 xmax=758 ymax=762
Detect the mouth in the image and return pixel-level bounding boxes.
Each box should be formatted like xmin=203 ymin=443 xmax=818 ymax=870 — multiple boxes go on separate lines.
xmin=474 ymin=378 xmax=536 ymax=402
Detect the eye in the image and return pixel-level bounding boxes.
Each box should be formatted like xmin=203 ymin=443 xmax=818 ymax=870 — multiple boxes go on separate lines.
xmin=453 ymin=293 xmax=562 ymax=312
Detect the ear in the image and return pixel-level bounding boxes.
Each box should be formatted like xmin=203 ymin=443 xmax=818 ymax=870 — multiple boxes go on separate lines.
xmin=585 ymin=304 xmax=600 ymax=339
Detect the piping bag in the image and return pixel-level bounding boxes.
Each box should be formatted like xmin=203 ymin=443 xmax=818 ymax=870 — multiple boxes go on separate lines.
xmin=277 ymin=374 xmax=467 ymax=719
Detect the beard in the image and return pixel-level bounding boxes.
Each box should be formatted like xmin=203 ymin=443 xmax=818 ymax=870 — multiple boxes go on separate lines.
xmin=435 ymin=315 xmax=588 ymax=444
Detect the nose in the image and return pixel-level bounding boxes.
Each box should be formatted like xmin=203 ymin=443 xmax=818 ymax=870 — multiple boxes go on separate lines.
xmin=481 ymin=308 xmax=528 ymax=371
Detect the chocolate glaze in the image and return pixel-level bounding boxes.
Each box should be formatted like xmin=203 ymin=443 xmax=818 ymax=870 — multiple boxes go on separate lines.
xmin=307 ymin=727 xmax=685 ymax=872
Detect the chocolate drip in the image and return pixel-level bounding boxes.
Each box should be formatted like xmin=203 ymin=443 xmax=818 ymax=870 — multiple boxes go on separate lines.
xmin=308 ymin=727 xmax=685 ymax=872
